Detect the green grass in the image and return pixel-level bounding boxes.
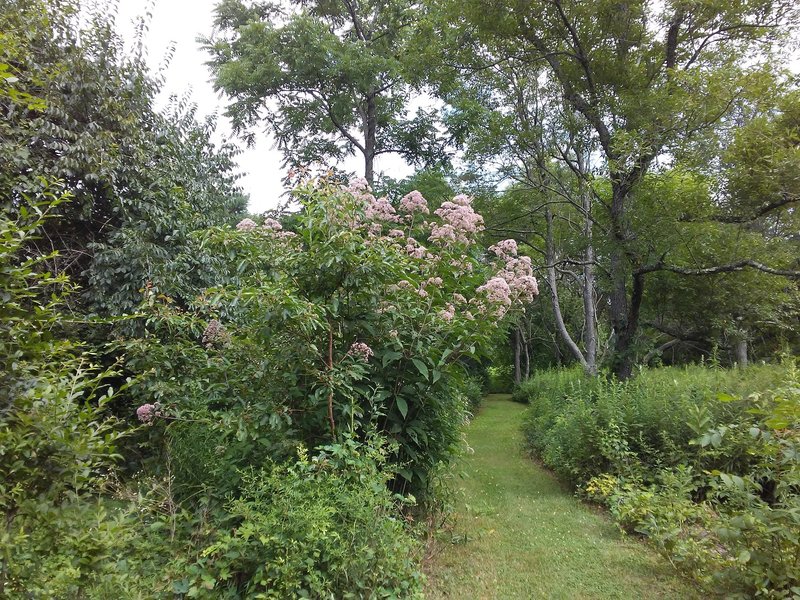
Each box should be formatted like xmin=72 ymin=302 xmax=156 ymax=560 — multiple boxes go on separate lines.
xmin=424 ymin=394 xmax=702 ymax=599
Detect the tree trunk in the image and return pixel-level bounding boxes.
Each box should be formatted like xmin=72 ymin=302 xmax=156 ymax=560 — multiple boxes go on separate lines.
xmin=581 ymin=185 xmax=598 ymax=376
xmin=545 ymin=207 xmax=589 ymax=371
xmin=364 ymin=96 xmax=376 ymax=184
xmin=608 ymin=180 xmax=646 ymax=380
xmin=513 ymin=327 xmax=522 ymax=386
xmin=734 ymin=338 xmax=748 ymax=368
xmin=522 ymin=327 xmax=530 ymax=380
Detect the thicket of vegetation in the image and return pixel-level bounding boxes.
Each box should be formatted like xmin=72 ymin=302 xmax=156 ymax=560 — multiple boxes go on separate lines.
xmin=1 ymin=0 xmax=798 ymax=597
xmin=517 ymin=363 xmax=800 ymax=596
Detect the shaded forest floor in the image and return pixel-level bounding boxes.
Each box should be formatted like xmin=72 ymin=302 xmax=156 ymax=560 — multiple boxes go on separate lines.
xmin=423 ymin=394 xmax=702 ymax=599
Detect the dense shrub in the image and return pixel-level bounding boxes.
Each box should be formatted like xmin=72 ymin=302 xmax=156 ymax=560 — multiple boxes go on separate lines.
xmin=180 ymin=438 xmax=423 ymax=599
xmin=512 ymin=366 xmax=590 ymax=405
xmin=129 ymin=178 xmax=537 ymax=498
xmin=606 ymin=370 xmax=800 ymax=597
xmin=0 ymin=190 xmax=145 ymax=597
xmin=1 ymin=0 xmax=247 ymax=316
xmin=520 ymin=364 xmax=788 ymax=485
xmin=461 ymin=374 xmax=485 ymax=415
xmin=520 ymin=363 xmax=800 ymax=596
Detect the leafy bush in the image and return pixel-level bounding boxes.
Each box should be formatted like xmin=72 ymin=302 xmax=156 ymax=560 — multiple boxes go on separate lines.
xmin=607 ymin=370 xmax=800 ymax=597
xmin=0 ymin=189 xmax=144 ymax=597
xmin=520 ymin=363 xmax=800 ymax=596
xmin=520 ymin=364 xmax=789 ymax=485
xmin=512 ymin=366 xmax=589 ymax=404
xmin=181 ymin=438 xmax=423 ymax=599
xmin=461 ymin=375 xmax=485 ymax=415
xmin=1 ymin=0 xmax=246 ymax=316
xmin=129 ymin=178 xmax=537 ymax=498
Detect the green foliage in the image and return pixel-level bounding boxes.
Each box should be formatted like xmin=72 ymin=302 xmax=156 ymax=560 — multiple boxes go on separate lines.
xmin=0 ymin=189 xmax=141 ymax=597
xmin=460 ymin=374 xmax=484 ymax=416
xmin=427 ymin=0 xmax=800 ymax=377
xmin=486 ymin=364 xmax=514 ymax=394
xmin=129 ymin=178 xmax=531 ymax=498
xmin=204 ymin=0 xmax=446 ymax=179
xmin=608 ymin=371 xmax=800 ymax=597
xmin=181 ymin=437 xmax=423 ymax=599
xmin=122 ymin=313 xmax=300 ymax=499
xmin=520 ymin=364 xmax=789 ymax=485
xmin=378 ymin=168 xmax=457 ymax=210
xmin=520 ymin=363 xmax=800 ymax=596
xmin=0 ymin=0 xmax=246 ymax=315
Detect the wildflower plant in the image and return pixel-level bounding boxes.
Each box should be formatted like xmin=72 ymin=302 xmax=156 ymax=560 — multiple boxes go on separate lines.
xmin=136 ymin=176 xmax=537 ymax=496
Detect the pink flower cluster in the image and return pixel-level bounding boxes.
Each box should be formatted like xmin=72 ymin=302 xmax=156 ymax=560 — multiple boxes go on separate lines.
xmin=399 ymin=190 xmax=429 ymax=215
xmin=365 ymin=196 xmax=400 ymax=223
xmin=476 ymin=239 xmax=540 ymax=316
xmin=346 ymin=177 xmax=372 ymax=198
xmin=236 ymin=218 xmax=257 ymax=232
xmin=349 ymin=342 xmax=374 ymax=361
xmin=405 ymin=237 xmax=427 ymax=259
xmin=430 ymin=195 xmax=484 ymax=245
xmin=513 ymin=275 xmax=539 ymax=299
xmin=429 ymin=223 xmax=458 ymax=245
xmin=498 ymin=252 xmax=539 ymax=303
xmin=490 ymin=239 xmax=518 ymax=259
xmin=236 ymin=217 xmax=294 ymax=240
xmin=136 ymin=402 xmax=162 ymax=424
xmin=440 ymin=303 xmax=456 ymax=323
xmin=477 ymin=277 xmax=512 ymax=307
xmin=202 ymin=319 xmax=231 ymax=349
xmin=263 ymin=218 xmax=283 ymax=232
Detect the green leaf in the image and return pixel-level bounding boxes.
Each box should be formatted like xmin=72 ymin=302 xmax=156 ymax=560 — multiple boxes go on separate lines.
xmin=438 ymin=348 xmax=453 ymax=366
xmin=411 ymin=358 xmax=428 ymax=380
xmin=382 ymin=350 xmax=402 ymax=368
xmin=396 ymin=396 xmax=408 ymax=419
xmin=172 ymin=581 xmax=190 ymax=594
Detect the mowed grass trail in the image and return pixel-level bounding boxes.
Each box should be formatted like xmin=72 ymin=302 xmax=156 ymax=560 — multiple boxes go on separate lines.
xmin=424 ymin=394 xmax=701 ymax=600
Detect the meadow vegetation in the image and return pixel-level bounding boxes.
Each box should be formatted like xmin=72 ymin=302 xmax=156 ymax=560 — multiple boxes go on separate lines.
xmin=517 ymin=363 xmax=800 ymax=596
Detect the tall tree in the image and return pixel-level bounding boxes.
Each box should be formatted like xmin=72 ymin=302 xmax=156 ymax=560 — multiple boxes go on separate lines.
xmin=204 ymin=0 xmax=446 ymax=184
xmin=0 ymin=0 xmax=247 ymax=315
xmin=427 ymin=49 xmax=603 ymax=375
xmin=435 ymin=0 xmax=800 ymax=377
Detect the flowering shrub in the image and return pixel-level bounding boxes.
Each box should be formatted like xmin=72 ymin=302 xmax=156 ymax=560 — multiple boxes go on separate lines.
xmin=133 ymin=176 xmax=538 ymax=498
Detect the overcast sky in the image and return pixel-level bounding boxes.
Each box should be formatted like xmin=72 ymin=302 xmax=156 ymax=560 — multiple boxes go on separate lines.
xmin=114 ymin=0 xmax=413 ymax=212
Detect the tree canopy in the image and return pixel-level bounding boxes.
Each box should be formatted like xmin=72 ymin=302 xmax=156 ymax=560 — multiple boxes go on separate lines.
xmin=204 ymin=0 xmax=447 ymax=184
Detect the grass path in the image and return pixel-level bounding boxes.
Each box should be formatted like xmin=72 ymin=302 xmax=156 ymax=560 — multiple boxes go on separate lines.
xmin=423 ymin=394 xmax=701 ymax=599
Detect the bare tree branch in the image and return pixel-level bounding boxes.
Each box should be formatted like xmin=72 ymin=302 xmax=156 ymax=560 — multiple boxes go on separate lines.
xmin=637 ymin=259 xmax=800 ymax=278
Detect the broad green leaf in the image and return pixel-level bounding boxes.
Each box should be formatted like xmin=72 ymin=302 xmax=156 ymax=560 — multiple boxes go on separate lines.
xmin=411 ymin=358 xmax=428 ymax=380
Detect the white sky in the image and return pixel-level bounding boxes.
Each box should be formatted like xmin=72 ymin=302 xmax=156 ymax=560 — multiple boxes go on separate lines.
xmin=114 ymin=0 xmax=413 ymax=212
